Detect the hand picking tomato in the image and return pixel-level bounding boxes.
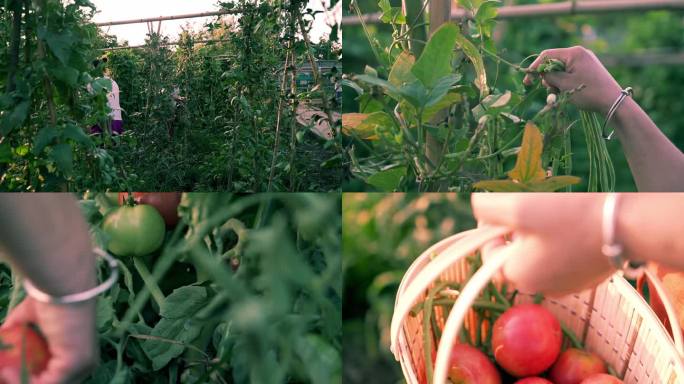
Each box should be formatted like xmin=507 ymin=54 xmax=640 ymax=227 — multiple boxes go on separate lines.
xmin=580 ymin=373 xmax=623 ymax=384
xmin=549 ymin=348 xmax=607 ymax=384
xmin=0 ymin=323 xmax=50 ymax=375
xmin=119 ymin=192 xmax=181 ymax=227
xmin=448 ymin=343 xmax=501 ymax=384
xmin=514 ymin=378 xmax=553 ymax=384
xmin=103 ymin=205 xmax=166 ymax=257
xmin=492 ymin=303 xmax=562 ymax=377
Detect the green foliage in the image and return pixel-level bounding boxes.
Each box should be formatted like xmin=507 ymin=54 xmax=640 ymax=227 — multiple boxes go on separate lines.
xmin=0 ymin=1 xmax=342 ymax=191
xmin=1 ymin=193 xmax=342 ymax=383
xmin=343 ymin=0 xmax=684 ymax=192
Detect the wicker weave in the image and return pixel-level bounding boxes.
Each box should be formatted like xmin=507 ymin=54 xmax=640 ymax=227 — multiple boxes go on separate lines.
xmin=390 ymin=226 xmax=684 ymax=384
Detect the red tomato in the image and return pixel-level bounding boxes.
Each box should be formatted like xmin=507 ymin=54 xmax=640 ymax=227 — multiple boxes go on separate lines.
xmin=514 ymin=378 xmax=553 ymax=384
xmin=580 ymin=373 xmax=623 ymax=384
xmin=448 ymin=343 xmax=501 ymax=384
xmin=0 ymin=323 xmax=50 ymax=374
xmin=119 ymin=192 xmax=181 ymax=227
xmin=492 ymin=304 xmax=562 ymax=377
xmin=549 ymin=348 xmax=607 ymax=384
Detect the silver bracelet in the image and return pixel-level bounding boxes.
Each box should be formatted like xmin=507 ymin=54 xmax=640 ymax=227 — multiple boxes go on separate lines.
xmin=602 ymin=87 xmax=633 ymax=141
xmin=23 ymin=248 xmax=119 ymax=305
xmin=601 ymin=194 xmax=643 ymax=278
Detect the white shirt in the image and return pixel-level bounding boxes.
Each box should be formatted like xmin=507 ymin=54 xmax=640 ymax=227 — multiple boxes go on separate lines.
xmin=88 ymin=76 xmax=122 ymax=121
xmin=105 ymin=76 xmax=122 ymax=121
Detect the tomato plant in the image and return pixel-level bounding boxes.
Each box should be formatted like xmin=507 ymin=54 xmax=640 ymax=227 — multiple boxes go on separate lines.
xmin=74 ymin=193 xmax=342 ymax=383
xmin=102 ymin=204 xmax=166 ymax=257
xmin=0 ymin=323 xmax=50 ymax=375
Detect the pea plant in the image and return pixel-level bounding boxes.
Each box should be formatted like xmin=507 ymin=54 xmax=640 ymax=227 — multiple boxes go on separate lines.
xmin=0 ymin=193 xmax=342 ymax=383
xmin=342 ymin=0 xmax=615 ymax=192
xmin=0 ymin=0 xmax=342 ymax=192
xmin=0 ymin=0 xmax=120 ymax=191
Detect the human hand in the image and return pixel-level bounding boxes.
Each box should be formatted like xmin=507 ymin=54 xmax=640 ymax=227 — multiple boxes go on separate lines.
xmin=472 ymin=193 xmax=615 ymax=296
xmin=522 ymin=46 xmax=623 ymax=115
xmin=0 ymin=297 xmax=97 ymax=384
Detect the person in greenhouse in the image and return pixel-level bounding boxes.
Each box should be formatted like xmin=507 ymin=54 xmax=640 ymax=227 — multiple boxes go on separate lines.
xmin=0 ymin=195 xmax=97 ymax=383
xmin=524 ymin=46 xmax=684 ymax=192
xmin=89 ymin=57 xmax=124 ymax=136
xmin=471 ymin=193 xmax=684 ymax=296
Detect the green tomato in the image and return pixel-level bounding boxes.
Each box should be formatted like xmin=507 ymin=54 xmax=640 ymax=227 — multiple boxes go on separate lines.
xmin=103 ymin=205 xmax=166 ymax=257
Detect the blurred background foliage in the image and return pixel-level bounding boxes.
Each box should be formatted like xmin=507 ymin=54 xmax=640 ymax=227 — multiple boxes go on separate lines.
xmin=342 ymin=0 xmax=684 ymax=191
xmin=342 ymin=193 xmax=475 ymax=383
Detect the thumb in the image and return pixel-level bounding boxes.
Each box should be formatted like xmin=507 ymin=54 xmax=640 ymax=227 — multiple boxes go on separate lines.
xmin=541 ymin=71 xmax=575 ymax=92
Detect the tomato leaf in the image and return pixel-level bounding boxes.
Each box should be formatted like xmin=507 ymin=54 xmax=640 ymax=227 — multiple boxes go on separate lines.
xmin=507 ymin=122 xmax=546 ymax=183
xmin=49 ymin=143 xmax=74 ymax=175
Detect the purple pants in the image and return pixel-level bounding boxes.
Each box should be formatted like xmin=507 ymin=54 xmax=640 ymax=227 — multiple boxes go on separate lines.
xmin=90 ymin=120 xmax=124 ymax=136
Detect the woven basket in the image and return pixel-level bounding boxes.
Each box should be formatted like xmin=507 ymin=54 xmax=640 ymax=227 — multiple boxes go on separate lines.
xmin=390 ymin=226 xmax=684 ymax=384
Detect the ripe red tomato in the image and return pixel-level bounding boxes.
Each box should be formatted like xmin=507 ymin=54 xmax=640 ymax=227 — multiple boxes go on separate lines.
xmin=580 ymin=373 xmax=623 ymax=384
xmin=119 ymin=192 xmax=181 ymax=227
xmin=0 ymin=323 xmax=50 ymax=374
xmin=492 ymin=304 xmax=562 ymax=377
xmin=514 ymin=378 xmax=553 ymax=384
xmin=448 ymin=343 xmax=501 ymax=384
xmin=549 ymin=348 xmax=607 ymax=384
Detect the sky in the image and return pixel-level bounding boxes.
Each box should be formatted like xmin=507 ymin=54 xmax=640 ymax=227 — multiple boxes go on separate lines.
xmin=91 ymin=0 xmax=340 ymax=47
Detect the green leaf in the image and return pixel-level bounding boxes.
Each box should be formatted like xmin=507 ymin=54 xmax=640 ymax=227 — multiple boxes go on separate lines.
xmin=397 ymin=80 xmax=429 ymax=109
xmin=90 ymin=78 xmax=113 ymax=94
xmin=425 ymin=74 xmax=461 ymax=107
xmin=96 ymin=296 xmax=114 ymax=331
xmin=366 ymin=166 xmax=406 ymax=191
xmin=475 ymin=1 xmax=500 ymax=23
xmin=0 ymin=142 xmax=11 ymax=163
xmin=142 ymin=317 xmax=203 ymax=370
xmin=49 ymin=143 xmax=74 ymax=175
xmin=341 ymin=79 xmax=364 ymax=95
xmin=33 ymin=126 xmax=60 ymax=154
xmin=49 ymin=65 xmax=79 ymax=87
xmin=160 ymin=286 xmax=208 ymax=319
xmin=354 ymin=74 xmax=401 ymax=101
xmin=422 ymin=92 xmax=462 ymax=122
xmin=378 ymin=0 xmax=406 ymax=24
xmin=454 ymin=33 xmax=489 ymax=98
xmin=40 ymin=28 xmax=75 ymax=65
xmin=0 ymin=101 xmax=30 ymax=135
xmin=412 ymin=23 xmax=459 ymax=88
xmin=63 ymin=124 xmax=94 ymax=148
xmin=295 ymin=335 xmax=342 ymax=384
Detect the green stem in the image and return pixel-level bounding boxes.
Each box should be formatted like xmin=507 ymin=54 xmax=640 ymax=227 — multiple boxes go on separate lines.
xmin=133 ymin=257 xmax=165 ymax=309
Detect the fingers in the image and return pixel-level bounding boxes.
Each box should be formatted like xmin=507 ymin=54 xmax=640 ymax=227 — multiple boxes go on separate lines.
xmin=471 ymin=193 xmax=524 ymax=229
xmin=0 ymin=368 xmax=20 ymax=384
xmin=522 ymin=48 xmax=571 ymax=86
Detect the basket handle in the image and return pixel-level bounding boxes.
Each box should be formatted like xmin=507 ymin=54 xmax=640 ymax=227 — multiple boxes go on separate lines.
xmin=432 ymin=235 xmax=514 ymax=384
xmin=390 ymin=226 xmax=511 ymax=360
xmin=640 ymin=268 xmax=684 ymax=356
